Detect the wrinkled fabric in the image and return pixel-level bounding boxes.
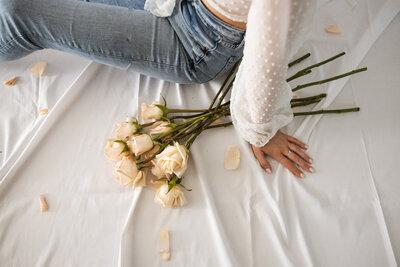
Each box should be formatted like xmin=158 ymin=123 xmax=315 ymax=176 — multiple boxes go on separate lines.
xmin=0 ymin=0 xmax=400 ymax=266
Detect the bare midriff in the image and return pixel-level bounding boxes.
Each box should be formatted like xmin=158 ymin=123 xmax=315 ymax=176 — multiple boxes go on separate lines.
xmin=201 ymin=0 xmax=247 ymax=30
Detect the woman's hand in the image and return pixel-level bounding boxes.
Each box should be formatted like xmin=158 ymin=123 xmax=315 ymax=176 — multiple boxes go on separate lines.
xmin=251 ymin=131 xmax=314 ymax=178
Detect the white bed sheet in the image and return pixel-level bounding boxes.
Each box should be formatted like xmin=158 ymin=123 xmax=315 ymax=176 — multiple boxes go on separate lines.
xmin=0 ymin=0 xmax=399 ymax=266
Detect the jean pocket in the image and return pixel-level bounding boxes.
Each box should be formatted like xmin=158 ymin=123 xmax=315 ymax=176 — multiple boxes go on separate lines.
xmin=214 ymin=56 xmax=240 ymax=79
xmin=180 ymin=0 xmax=221 ymax=64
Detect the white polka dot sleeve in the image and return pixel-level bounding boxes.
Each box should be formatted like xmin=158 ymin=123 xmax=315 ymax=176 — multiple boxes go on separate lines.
xmin=230 ymin=0 xmax=313 ymax=147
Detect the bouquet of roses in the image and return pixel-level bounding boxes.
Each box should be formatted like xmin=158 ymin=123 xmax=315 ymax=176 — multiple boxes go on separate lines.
xmin=104 ymin=52 xmax=366 ymax=208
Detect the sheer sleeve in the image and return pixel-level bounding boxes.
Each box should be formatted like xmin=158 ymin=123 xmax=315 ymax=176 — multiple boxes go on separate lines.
xmin=230 ymin=0 xmax=314 ymax=147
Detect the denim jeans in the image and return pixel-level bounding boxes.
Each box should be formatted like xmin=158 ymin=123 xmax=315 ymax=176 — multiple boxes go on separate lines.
xmin=0 ymin=0 xmax=245 ymax=84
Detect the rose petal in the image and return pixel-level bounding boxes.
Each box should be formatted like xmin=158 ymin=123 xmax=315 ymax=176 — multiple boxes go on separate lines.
xmin=39 ymin=194 xmax=48 ymax=212
xmin=30 ymin=61 xmax=47 ymax=77
xmin=4 ymin=76 xmax=19 ymax=86
xmin=159 ymin=229 xmax=170 ymax=262
xmin=39 ymin=108 xmax=49 ymax=115
xmin=224 ymin=145 xmax=240 ymax=170
xmin=325 ymin=25 xmax=341 ymax=34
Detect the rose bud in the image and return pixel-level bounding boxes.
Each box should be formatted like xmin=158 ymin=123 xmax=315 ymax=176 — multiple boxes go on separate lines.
xmin=154 ymin=183 xmax=186 ymax=208
xmin=149 ymin=121 xmax=171 ymax=135
xmin=127 ymin=134 xmax=154 ymax=156
xmin=141 ymin=102 xmax=163 ymax=120
xmin=114 ymin=121 xmax=139 ymax=140
xmin=104 ymin=139 xmax=129 ymax=162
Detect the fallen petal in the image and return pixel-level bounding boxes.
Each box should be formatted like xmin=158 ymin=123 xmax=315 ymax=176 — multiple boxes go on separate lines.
xmin=39 ymin=194 xmax=48 ymax=212
xmin=39 ymin=108 xmax=49 ymax=115
xmin=159 ymin=229 xmax=170 ymax=261
xmin=325 ymin=25 xmax=341 ymax=34
xmin=4 ymin=76 xmax=19 ymax=86
xmin=30 ymin=61 xmax=47 ymax=77
xmin=224 ymin=145 xmax=240 ymax=170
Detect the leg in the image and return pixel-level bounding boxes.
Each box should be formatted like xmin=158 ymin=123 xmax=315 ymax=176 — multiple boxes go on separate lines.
xmin=79 ymin=0 xmax=146 ymax=10
xmin=0 ymin=0 xmax=202 ymax=83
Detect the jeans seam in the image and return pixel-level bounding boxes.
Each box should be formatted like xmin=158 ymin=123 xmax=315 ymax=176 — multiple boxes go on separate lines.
xmin=0 ymin=34 xmax=39 ymax=54
xmin=22 ymin=32 xmax=189 ymax=70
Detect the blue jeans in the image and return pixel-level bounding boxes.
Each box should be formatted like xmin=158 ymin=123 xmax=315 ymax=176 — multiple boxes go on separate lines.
xmin=0 ymin=0 xmax=245 ymax=84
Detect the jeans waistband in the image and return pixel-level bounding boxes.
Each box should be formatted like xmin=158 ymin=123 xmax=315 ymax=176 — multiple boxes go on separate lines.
xmin=188 ymin=0 xmax=246 ymax=45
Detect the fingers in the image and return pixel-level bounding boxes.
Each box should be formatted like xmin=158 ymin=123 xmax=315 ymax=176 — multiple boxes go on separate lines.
xmin=277 ymin=155 xmax=304 ymax=178
xmin=251 ymin=146 xmax=272 ymax=173
xmin=287 ymin=149 xmax=314 ymax=174
xmin=289 ymin=143 xmax=313 ymax=164
xmin=286 ymin=135 xmax=308 ymax=150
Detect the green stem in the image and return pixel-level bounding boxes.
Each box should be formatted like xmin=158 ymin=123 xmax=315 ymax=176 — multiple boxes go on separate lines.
xmin=170 ymin=118 xmax=202 ymax=140
xmin=168 ymin=113 xmax=204 ymax=120
xmin=287 ymin=52 xmax=346 ymax=82
xmin=292 ymin=67 xmax=367 ymax=92
xmin=179 ymin=121 xmax=206 ymax=142
xmin=288 ymin=53 xmax=311 ymax=68
xmin=179 ymin=112 xmax=223 ymax=142
xmin=174 ymin=111 xmax=214 ymax=128
xmin=215 ymin=82 xmax=233 ymax=110
xmin=168 ymin=108 xmax=208 ymax=113
xmin=205 ymin=122 xmax=233 ymax=130
xmin=185 ymin=110 xmax=230 ymax=149
xmin=291 ymin=93 xmax=327 ymax=102
xmin=162 ymin=105 xmax=229 ymax=143
xmin=291 ymin=99 xmax=322 ymax=108
xmin=168 ymin=102 xmax=230 ymax=120
xmin=293 ymin=107 xmax=360 ymax=116
xmin=208 ymin=60 xmax=242 ymax=110
xmin=286 ymin=69 xmax=312 ymax=82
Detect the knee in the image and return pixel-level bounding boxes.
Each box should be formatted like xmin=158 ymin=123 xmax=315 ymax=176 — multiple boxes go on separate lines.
xmin=0 ymin=0 xmax=37 ymax=61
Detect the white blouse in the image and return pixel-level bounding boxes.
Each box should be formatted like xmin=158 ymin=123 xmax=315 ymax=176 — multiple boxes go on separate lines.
xmin=145 ymin=0 xmax=315 ymax=147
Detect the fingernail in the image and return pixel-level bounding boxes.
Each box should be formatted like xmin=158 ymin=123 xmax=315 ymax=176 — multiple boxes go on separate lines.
xmin=305 ymin=145 xmax=309 ymax=149
xmin=309 ymin=167 xmax=314 ymax=173
xmin=300 ymin=173 xmax=305 ymax=178
xmin=309 ymin=158 xmax=313 ymax=164
xmin=265 ymin=168 xmax=272 ymax=174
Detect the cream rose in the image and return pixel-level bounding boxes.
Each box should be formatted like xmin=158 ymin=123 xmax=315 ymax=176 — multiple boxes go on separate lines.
xmin=127 ymin=134 xmax=154 ymax=156
xmin=141 ymin=102 xmax=163 ymax=120
xmin=154 ymin=183 xmax=186 ymax=208
xmin=150 ymin=160 xmax=169 ymax=179
xmin=149 ymin=121 xmax=171 ymax=135
xmin=114 ymin=121 xmax=138 ymax=140
xmin=114 ymin=156 xmax=146 ymax=187
xmin=154 ymin=142 xmax=188 ymax=178
xmin=104 ymin=139 xmax=129 ymax=162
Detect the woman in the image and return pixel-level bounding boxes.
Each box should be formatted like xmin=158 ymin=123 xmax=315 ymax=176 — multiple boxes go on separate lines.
xmin=0 ymin=0 xmax=314 ymax=177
